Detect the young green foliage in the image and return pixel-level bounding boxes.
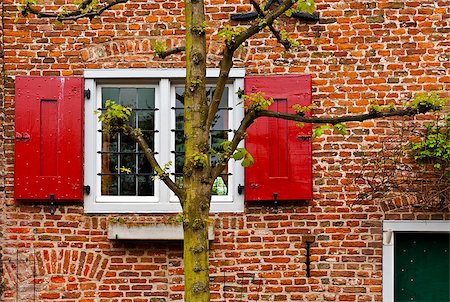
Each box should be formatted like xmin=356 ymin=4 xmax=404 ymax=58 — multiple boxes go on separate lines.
xmin=312 ymin=125 xmax=330 ymax=140
xmin=116 ymin=166 xmax=132 ymax=174
xmin=152 ymin=161 xmax=172 ymax=181
xmin=19 ymin=0 xmax=37 ymax=17
xmin=333 ymin=123 xmax=347 ymax=136
xmin=232 ymin=147 xmax=255 ymax=167
xmin=408 ymin=91 xmax=448 ymax=112
xmin=244 ymin=92 xmax=274 ymax=111
xmin=296 ymin=0 xmax=315 ymax=14
xmin=292 ymin=103 xmax=315 ymax=116
xmin=151 ymin=41 xmax=167 ymax=56
xmin=192 ymin=153 xmax=208 ymax=168
xmin=97 ymin=100 xmax=132 ymax=135
xmin=280 ymin=29 xmax=300 ymax=48
xmin=192 ymin=21 xmax=208 ymax=35
xmin=217 ymin=25 xmax=244 ymax=45
xmin=411 ymin=114 xmax=450 ymax=171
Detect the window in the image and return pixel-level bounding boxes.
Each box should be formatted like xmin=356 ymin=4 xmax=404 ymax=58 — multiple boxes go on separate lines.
xmin=84 ymin=69 xmax=245 ymax=213
xmin=382 ymin=220 xmax=450 ymax=302
xmin=100 ymin=86 xmax=156 ymax=197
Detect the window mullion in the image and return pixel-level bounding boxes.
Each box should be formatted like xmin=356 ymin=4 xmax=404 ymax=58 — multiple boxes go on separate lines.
xmin=117 ymin=132 xmax=121 ymax=196
xmin=135 ymin=96 xmax=139 ymax=196
xmin=159 ymin=78 xmax=171 ymax=203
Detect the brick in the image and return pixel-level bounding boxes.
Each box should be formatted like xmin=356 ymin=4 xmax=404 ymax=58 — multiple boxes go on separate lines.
xmin=1 ymin=1 xmax=450 ymax=302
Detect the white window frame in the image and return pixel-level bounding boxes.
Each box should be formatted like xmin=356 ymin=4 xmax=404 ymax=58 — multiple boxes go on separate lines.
xmin=382 ymin=220 xmax=450 ymax=302
xmin=84 ymin=68 xmax=245 ymax=213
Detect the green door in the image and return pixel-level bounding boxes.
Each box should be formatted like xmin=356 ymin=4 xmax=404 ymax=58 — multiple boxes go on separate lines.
xmin=395 ymin=232 xmax=450 ymax=302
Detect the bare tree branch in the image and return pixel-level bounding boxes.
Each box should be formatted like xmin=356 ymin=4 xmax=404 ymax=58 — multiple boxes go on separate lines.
xmin=254 ymin=107 xmax=432 ymax=125
xmin=211 ymin=106 xmax=438 ymax=179
xmin=124 ymin=125 xmax=185 ymax=203
xmin=206 ymin=48 xmax=233 ymax=129
xmin=157 ymin=46 xmax=186 ymax=59
xmin=230 ymin=0 xmax=296 ymax=52
xmin=23 ymin=0 xmax=129 ymax=21
xmin=211 ymin=111 xmax=256 ymax=180
xmin=207 ymin=0 xmax=297 ymax=129
xmin=249 ymin=0 xmax=292 ymax=50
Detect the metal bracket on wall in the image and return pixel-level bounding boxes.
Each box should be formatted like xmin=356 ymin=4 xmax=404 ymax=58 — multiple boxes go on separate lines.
xmin=237 ymin=184 xmax=244 ymax=195
xmin=302 ymin=235 xmax=315 ymax=277
xmin=84 ymin=89 xmax=91 ymax=100
xmin=84 ymin=185 xmax=91 ymax=195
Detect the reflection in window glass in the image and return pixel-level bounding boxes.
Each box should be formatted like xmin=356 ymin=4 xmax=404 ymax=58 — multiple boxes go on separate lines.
xmin=174 ymin=87 xmax=230 ymax=195
xmin=101 ymin=87 xmax=156 ymax=196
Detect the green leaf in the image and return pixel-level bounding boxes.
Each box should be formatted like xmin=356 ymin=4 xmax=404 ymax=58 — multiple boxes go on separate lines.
xmin=312 ymin=125 xmax=329 ymax=140
xmin=333 ymin=123 xmax=347 ymax=136
xmin=242 ymin=152 xmax=254 ymax=168
xmin=232 ymin=148 xmax=246 ymax=160
xmin=411 ymin=113 xmax=450 ymax=171
xmin=297 ymin=0 xmax=315 ymax=14
xmin=219 ymin=140 xmax=231 ymax=151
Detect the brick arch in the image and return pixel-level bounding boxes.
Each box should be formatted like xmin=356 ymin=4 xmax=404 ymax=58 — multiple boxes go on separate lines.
xmin=35 ymin=249 xmax=109 ymax=280
xmin=79 ymin=38 xmax=247 ymax=66
xmin=1 ymin=249 xmax=109 ymax=301
xmin=34 ymin=249 xmax=109 ymax=300
xmin=81 ymin=38 xmax=186 ymax=63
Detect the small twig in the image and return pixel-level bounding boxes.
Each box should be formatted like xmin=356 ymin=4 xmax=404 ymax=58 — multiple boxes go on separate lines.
xmin=229 ymin=0 xmax=296 ymax=52
xmin=157 ymin=46 xmax=186 ymax=59
xmin=124 ymin=125 xmax=185 ymax=203
xmin=25 ymin=0 xmax=129 ymax=21
xmin=250 ymin=0 xmax=292 ymax=50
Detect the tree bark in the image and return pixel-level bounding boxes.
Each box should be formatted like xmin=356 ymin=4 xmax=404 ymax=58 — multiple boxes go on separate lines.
xmin=183 ymin=0 xmax=211 ymax=301
xmin=183 ymin=186 xmax=212 ymax=302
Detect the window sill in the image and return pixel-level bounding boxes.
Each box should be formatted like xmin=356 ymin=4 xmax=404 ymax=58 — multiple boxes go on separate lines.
xmin=108 ymin=222 xmax=215 ymax=240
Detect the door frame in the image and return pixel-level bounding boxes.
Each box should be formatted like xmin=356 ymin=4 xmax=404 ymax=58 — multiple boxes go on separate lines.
xmin=383 ymin=220 xmax=450 ymax=301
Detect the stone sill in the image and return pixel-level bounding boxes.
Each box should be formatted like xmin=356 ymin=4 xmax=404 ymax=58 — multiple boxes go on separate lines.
xmin=108 ymin=223 xmax=215 ymax=240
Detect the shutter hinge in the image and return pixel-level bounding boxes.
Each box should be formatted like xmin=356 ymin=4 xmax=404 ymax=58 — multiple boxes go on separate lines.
xmin=84 ymin=89 xmax=91 ymax=100
xmin=84 ymin=185 xmax=91 ymax=195
xmin=49 ymin=194 xmax=56 ymax=215
xmin=273 ymin=192 xmax=278 ymax=214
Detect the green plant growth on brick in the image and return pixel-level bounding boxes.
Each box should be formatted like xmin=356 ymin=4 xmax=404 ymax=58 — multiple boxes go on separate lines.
xmin=412 ymin=114 xmax=450 ymax=173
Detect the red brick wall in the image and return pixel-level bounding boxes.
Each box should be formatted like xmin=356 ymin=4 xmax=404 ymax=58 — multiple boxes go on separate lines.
xmin=1 ymin=0 xmax=6 ymax=297
xmin=1 ymin=0 xmax=450 ymax=301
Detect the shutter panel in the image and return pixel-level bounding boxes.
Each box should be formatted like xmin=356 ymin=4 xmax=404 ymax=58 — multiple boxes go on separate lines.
xmin=244 ymin=75 xmax=312 ymax=201
xmin=15 ymin=76 xmax=84 ymax=201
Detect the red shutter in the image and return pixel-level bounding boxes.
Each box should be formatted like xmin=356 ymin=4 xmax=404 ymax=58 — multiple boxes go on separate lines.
xmin=244 ymin=75 xmax=312 ymax=201
xmin=15 ymin=76 xmax=84 ymax=201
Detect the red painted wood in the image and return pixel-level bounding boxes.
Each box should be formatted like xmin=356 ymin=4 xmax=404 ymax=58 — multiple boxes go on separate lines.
xmin=15 ymin=76 xmax=84 ymax=201
xmin=40 ymin=100 xmax=58 ymax=176
xmin=244 ymin=75 xmax=313 ymax=201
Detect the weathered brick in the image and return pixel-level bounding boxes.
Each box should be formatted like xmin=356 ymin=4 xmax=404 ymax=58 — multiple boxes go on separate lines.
xmin=1 ymin=1 xmax=449 ymax=302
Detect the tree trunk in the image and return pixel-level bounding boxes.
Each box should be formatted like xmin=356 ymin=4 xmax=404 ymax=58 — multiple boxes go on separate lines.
xmin=183 ymin=189 xmax=212 ymax=302
xmin=183 ymin=0 xmax=211 ymax=301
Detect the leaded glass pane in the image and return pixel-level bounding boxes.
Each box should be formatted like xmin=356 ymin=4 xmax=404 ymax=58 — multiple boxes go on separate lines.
xmin=101 ymin=87 xmax=156 ymax=196
xmin=173 ymin=86 xmax=230 ymax=195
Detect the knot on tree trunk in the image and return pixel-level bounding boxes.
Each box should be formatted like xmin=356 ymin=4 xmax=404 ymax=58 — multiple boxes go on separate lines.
xmin=190 ymin=244 xmax=205 ymax=254
xmin=192 ymin=51 xmax=203 ymax=64
xmin=192 ymin=281 xmax=208 ymax=294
